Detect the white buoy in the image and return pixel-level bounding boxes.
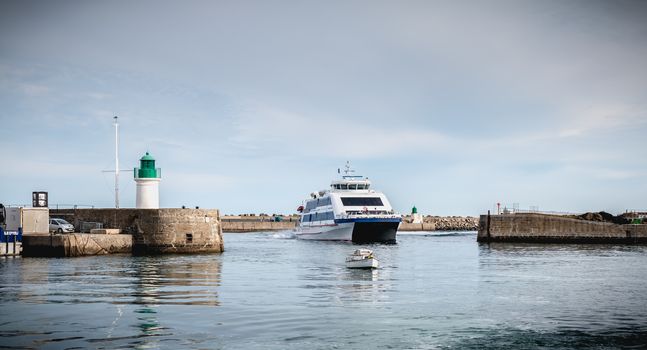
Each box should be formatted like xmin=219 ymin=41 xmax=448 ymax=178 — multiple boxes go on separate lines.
xmin=135 ymin=152 xmax=161 ymax=209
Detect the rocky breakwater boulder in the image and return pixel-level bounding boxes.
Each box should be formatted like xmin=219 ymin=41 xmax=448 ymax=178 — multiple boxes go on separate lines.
xmin=574 ymin=211 xmax=630 ymax=225
xmin=425 ymin=216 xmax=479 ymax=231
xmin=401 ymin=215 xmax=479 ymax=231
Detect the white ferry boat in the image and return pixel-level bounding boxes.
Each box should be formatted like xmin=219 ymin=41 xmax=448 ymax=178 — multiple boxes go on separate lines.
xmin=295 ymin=163 xmax=401 ymax=243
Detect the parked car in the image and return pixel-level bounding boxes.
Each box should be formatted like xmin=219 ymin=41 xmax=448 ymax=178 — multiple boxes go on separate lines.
xmin=49 ymin=218 xmax=74 ymax=233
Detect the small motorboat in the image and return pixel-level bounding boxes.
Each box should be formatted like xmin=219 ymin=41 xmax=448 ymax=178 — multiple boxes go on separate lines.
xmin=346 ymin=249 xmax=379 ymax=269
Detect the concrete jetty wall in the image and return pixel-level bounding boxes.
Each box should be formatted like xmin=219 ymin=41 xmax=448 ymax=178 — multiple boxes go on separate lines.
xmin=220 ymin=215 xmax=478 ymax=232
xmin=49 ymin=208 xmax=224 ymax=254
xmin=222 ymin=221 xmax=296 ymax=232
xmin=478 ymin=213 xmax=647 ymax=243
xmin=22 ymin=234 xmax=132 ymax=257
xmin=398 ymin=223 xmax=437 ymax=231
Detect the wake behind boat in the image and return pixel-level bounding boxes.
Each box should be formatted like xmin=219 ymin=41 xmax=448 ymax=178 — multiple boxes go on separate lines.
xmin=295 ymin=162 xmax=401 ymax=243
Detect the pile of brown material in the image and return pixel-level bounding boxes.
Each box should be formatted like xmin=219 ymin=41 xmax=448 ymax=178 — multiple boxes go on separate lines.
xmin=576 ymin=211 xmax=630 ymax=225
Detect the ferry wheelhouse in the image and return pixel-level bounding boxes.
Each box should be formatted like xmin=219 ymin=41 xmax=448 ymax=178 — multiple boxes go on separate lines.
xmin=295 ymin=163 xmax=401 ymax=243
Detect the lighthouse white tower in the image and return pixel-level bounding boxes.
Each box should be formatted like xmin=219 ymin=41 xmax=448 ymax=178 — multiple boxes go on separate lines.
xmin=134 ymin=152 xmax=161 ymax=209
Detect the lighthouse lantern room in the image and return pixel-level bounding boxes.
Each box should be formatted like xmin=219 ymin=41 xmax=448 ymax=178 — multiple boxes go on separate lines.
xmin=134 ymin=152 xmax=161 ymax=209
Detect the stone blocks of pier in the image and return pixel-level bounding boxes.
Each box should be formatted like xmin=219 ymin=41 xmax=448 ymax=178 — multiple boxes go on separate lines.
xmin=478 ymin=213 xmax=647 ymax=243
xmin=47 ymin=208 xmax=224 ymax=254
xmin=131 ymin=209 xmax=223 ymax=254
xmin=22 ymin=234 xmax=132 ymax=257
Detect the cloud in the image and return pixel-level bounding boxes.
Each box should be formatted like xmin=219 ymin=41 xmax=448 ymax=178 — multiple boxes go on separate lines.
xmin=1 ymin=1 xmax=647 ymax=214
xmin=20 ymin=83 xmax=50 ymax=96
xmin=557 ymin=104 xmax=647 ymax=138
xmin=0 ymin=154 xmax=98 ymax=179
xmin=593 ymin=169 xmax=645 ymax=181
xmin=229 ymin=102 xmax=454 ymax=158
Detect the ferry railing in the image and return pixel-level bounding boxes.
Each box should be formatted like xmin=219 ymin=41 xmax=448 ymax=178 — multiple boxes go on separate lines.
xmin=338 ymin=212 xmax=401 ymax=220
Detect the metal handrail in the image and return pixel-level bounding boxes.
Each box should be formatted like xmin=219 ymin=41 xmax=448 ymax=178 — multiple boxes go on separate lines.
xmin=51 ymin=204 xmax=96 ymax=210
xmin=509 ymin=209 xmax=580 ymax=216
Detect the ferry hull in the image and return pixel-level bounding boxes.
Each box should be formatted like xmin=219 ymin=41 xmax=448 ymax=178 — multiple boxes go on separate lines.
xmin=295 ymin=223 xmax=354 ymax=241
xmin=351 ymin=221 xmax=398 ymax=244
xmin=295 ymin=220 xmax=399 ymax=243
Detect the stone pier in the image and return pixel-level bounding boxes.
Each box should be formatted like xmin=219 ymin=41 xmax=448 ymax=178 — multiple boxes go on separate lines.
xmin=40 ymin=208 xmax=224 ymax=255
xmin=478 ymin=213 xmax=647 ymax=243
xmin=22 ymin=234 xmax=132 ymax=257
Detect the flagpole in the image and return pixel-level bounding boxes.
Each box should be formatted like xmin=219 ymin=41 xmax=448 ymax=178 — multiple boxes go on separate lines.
xmin=114 ymin=116 xmax=119 ymax=208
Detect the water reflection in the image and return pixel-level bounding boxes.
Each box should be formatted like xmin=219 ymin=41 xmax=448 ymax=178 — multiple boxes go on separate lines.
xmin=129 ymin=255 xmax=222 ymax=306
xmin=475 ymin=241 xmax=647 ymax=334
xmin=128 ymin=256 xmax=222 ymax=349
xmin=293 ymin=240 xmax=394 ymax=306
xmin=4 ymin=233 xmax=647 ymax=349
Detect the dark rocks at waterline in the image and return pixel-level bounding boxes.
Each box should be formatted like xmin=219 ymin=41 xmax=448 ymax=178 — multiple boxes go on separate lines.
xmin=575 ymin=211 xmax=630 ymax=225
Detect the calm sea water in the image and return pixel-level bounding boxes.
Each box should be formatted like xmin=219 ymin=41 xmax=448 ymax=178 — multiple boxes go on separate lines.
xmin=1 ymin=232 xmax=647 ymax=349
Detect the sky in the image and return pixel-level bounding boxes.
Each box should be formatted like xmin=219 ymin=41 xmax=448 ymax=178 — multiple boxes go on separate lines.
xmin=1 ymin=0 xmax=646 ymax=216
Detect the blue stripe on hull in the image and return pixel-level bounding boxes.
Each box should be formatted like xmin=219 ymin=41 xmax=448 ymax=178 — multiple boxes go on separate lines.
xmin=334 ymin=218 xmax=402 ymax=224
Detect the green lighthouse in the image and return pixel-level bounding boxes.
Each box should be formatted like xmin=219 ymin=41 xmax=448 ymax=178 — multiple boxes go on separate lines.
xmin=134 ymin=152 xmax=161 ymax=208
xmin=135 ymin=152 xmax=161 ymax=179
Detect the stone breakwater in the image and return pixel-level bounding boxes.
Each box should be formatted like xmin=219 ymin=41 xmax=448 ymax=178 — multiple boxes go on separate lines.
xmin=221 ymin=215 xmax=298 ymax=232
xmin=400 ymin=215 xmax=479 ymax=231
xmin=46 ymin=208 xmax=224 ymax=255
xmin=22 ymin=233 xmax=132 ymax=257
xmin=221 ymin=215 xmax=479 ymax=232
xmin=478 ymin=212 xmax=647 ymax=243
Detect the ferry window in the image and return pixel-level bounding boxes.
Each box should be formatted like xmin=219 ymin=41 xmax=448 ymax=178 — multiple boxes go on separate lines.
xmin=341 ymin=184 xmax=348 ymax=190
xmin=340 ymin=197 xmax=384 ymax=206
xmin=305 ymin=201 xmax=317 ymax=211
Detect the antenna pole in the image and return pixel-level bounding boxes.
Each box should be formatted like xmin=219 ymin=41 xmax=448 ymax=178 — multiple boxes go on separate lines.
xmin=114 ymin=116 xmax=119 ymax=208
